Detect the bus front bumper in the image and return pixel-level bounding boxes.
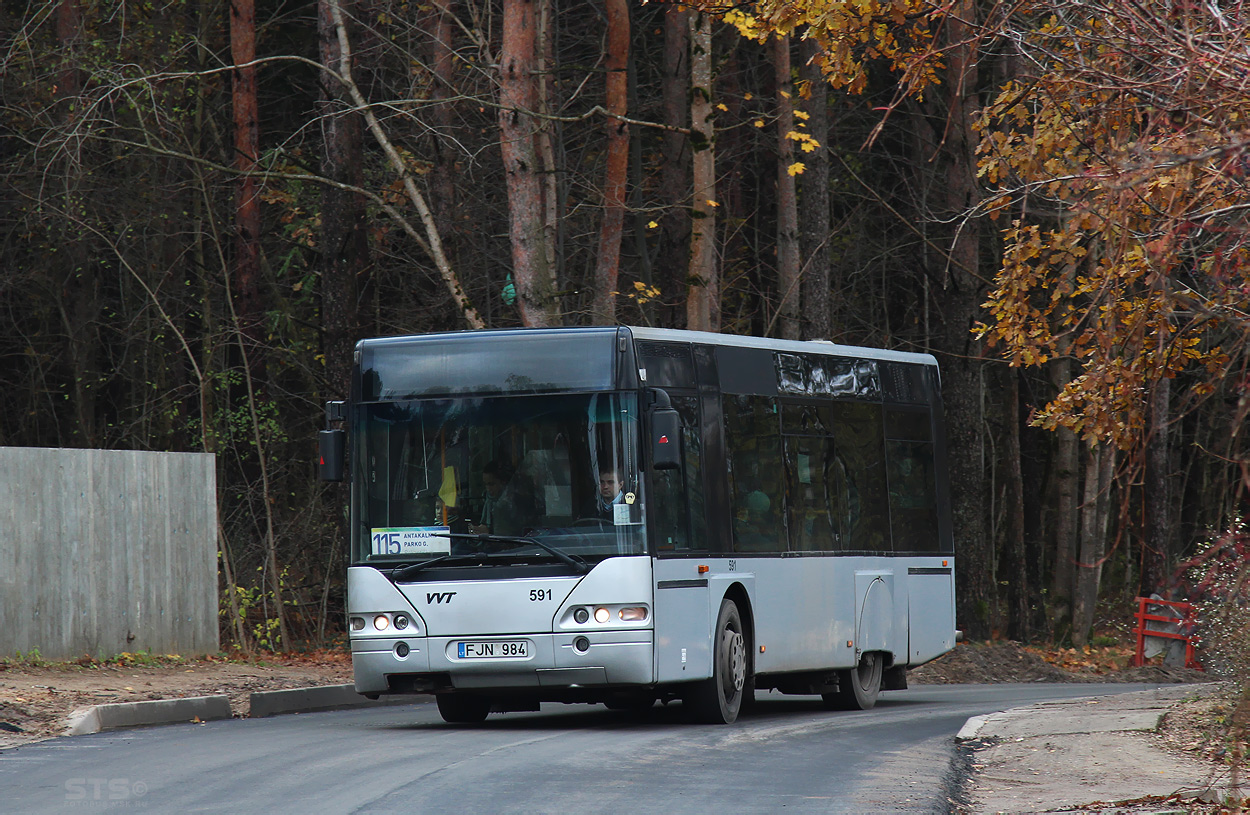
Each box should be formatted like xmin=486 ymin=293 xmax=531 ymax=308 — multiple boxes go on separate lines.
xmin=350 ymin=630 xmax=654 ymax=695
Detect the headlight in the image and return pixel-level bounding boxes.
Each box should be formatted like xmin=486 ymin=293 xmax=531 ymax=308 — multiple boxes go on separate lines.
xmin=573 ymin=607 xmax=590 ymax=624
xmin=350 ymin=617 xmax=365 ymax=631
xmin=373 ymin=614 xmax=390 ymax=631
xmin=393 ymin=614 xmax=410 ymax=631
xmin=593 ymin=607 xmax=611 ymax=624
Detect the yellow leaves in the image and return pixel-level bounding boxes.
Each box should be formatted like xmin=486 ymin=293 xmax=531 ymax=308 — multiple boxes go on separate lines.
xmin=624 ymin=280 xmax=662 ymax=306
xmin=723 ymin=8 xmax=765 ymax=41
xmin=647 ymin=220 xmax=658 ymax=229
xmin=787 ymin=162 xmax=805 ymax=176
xmin=786 ymin=130 xmax=821 ymax=152
xmin=706 ymin=0 xmax=941 ymax=98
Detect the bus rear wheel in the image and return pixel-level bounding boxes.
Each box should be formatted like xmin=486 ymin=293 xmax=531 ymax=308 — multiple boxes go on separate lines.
xmin=823 ymin=651 xmax=882 ymax=711
xmin=436 ymin=693 xmax=492 ymax=723
xmin=687 ymin=599 xmax=748 ymax=724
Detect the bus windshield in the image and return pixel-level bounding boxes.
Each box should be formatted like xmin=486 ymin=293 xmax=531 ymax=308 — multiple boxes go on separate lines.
xmin=352 ymin=392 xmax=644 ymax=566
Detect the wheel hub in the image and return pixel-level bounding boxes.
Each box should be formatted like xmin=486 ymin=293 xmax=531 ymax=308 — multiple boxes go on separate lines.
xmin=721 ymin=626 xmax=745 ymax=695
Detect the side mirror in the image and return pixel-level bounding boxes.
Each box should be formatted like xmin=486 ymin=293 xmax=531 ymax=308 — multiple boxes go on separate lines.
xmin=648 ymin=389 xmax=682 ymax=471
xmin=318 ymin=429 xmax=345 ymax=481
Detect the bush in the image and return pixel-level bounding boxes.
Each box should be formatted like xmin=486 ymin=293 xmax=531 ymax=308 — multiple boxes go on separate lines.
xmin=1178 ymin=519 xmax=1250 ymax=677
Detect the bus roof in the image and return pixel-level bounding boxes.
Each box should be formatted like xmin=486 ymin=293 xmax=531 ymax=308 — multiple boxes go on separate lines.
xmin=357 ymin=326 xmax=937 ymax=368
xmin=625 ymin=327 xmax=938 ymax=367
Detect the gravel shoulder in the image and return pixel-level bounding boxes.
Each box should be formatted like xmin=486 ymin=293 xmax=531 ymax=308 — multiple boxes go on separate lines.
xmin=915 ymin=642 xmax=1242 ymax=813
xmin=0 ymin=652 xmax=351 ymax=749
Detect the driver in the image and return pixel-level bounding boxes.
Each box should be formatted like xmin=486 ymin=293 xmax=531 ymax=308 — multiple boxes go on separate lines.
xmin=581 ymin=465 xmax=625 ymax=521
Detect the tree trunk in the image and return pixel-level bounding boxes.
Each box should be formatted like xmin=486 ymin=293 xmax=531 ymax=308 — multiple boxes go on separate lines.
xmin=318 ymin=0 xmax=368 ymax=399
xmin=1004 ymin=369 xmax=1029 ymax=641
xmin=536 ymin=0 xmax=561 ymax=311
xmin=423 ymin=0 xmax=460 ymax=301
xmin=925 ymin=0 xmax=988 ymax=638
xmin=627 ymin=49 xmax=655 ymax=325
xmin=1050 ymin=356 xmax=1079 ymax=638
xmin=590 ymin=0 xmax=630 ymax=325
xmin=657 ymin=5 xmax=690 ymax=328
xmin=772 ymin=35 xmax=800 ymax=340
xmin=686 ymin=11 xmax=717 ymax=332
xmin=1050 ymin=430 xmax=1080 ymax=628
xmin=499 ymin=0 xmax=558 ymax=326
xmin=230 ymin=0 xmax=264 ymax=345
xmin=798 ymin=37 xmax=831 ymax=341
xmin=1072 ymin=444 xmax=1115 ymax=647
xmin=1142 ymin=376 xmax=1172 ymax=594
xmin=55 ymin=0 xmax=83 ymax=99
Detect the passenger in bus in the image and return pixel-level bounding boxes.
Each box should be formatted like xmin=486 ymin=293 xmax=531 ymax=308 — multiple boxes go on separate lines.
xmin=470 ymin=461 xmax=528 ymax=536
xmin=734 ymin=490 xmax=777 ymax=551
xmin=580 ymin=465 xmax=625 ymax=522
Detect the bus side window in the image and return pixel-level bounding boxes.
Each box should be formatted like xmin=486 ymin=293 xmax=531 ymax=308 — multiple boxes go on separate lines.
xmin=885 ymin=408 xmax=939 ymax=552
xmin=829 ymin=401 xmax=891 ymax=553
xmin=724 ymin=395 xmax=785 ymax=553
xmin=783 ymin=434 xmax=838 ymax=552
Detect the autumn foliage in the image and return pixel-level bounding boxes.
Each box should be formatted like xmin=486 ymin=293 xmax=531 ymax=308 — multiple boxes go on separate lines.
xmin=975 ymin=0 xmax=1250 ymax=448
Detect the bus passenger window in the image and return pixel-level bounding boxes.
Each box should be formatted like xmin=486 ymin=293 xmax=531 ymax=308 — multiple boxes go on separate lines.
xmin=829 ymin=401 xmax=890 ymax=553
xmin=886 ymin=440 xmax=939 ymax=551
xmin=784 ymin=434 xmax=837 ymax=551
xmin=885 ymin=408 xmax=938 ymax=552
xmin=724 ymin=395 xmax=785 ymax=553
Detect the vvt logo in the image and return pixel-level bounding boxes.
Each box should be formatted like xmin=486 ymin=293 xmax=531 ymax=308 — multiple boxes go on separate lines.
xmin=427 ymin=591 xmax=457 ymax=604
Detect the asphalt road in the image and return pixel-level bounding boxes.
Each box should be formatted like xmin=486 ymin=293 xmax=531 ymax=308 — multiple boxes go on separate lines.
xmin=0 ymin=683 xmax=1164 ymax=814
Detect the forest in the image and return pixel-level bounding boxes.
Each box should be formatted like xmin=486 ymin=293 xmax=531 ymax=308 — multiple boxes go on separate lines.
xmin=1 ymin=0 xmax=1247 ymax=652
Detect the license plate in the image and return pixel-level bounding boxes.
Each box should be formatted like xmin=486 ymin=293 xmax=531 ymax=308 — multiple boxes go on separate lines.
xmin=456 ymin=640 xmax=529 ymax=659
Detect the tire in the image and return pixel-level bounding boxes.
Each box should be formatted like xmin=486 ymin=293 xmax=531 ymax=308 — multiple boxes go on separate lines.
xmin=436 ymin=693 xmax=492 ymax=723
xmin=687 ymin=599 xmax=749 ymax=724
xmin=823 ymin=651 xmax=883 ymax=711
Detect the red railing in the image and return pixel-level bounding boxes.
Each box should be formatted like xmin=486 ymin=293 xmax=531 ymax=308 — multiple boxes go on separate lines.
xmin=1130 ymin=596 xmax=1203 ymax=670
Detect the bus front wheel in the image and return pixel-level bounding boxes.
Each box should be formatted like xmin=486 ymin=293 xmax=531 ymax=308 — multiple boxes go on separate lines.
xmin=824 ymin=651 xmax=882 ymax=711
xmin=687 ymin=599 xmax=748 ymax=724
xmin=436 ymin=693 xmax=491 ymax=723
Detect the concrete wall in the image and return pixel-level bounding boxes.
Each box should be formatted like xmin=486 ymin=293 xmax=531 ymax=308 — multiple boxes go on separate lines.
xmin=0 ymin=447 xmax=218 ymax=660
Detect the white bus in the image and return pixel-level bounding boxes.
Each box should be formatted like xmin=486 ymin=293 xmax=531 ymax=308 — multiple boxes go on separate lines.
xmin=319 ymin=327 xmax=956 ymax=723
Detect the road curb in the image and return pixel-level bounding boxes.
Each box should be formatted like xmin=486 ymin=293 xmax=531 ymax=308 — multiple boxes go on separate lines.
xmin=955 ymin=712 xmax=990 ymax=741
xmin=65 ymin=695 xmax=232 ymax=736
xmin=247 ymin=684 xmax=425 ymax=718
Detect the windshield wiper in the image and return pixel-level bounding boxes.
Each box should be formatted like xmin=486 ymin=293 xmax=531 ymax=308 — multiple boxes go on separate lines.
xmin=445 ymin=532 xmax=590 ymax=574
xmin=389 ymin=553 xmax=487 ymax=582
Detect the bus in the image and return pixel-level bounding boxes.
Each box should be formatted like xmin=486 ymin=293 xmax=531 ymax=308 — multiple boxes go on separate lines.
xmin=318 ymin=326 xmax=956 ymax=724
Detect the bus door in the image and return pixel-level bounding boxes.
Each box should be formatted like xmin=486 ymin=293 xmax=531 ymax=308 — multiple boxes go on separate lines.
xmin=647 ymin=390 xmax=716 ymax=683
